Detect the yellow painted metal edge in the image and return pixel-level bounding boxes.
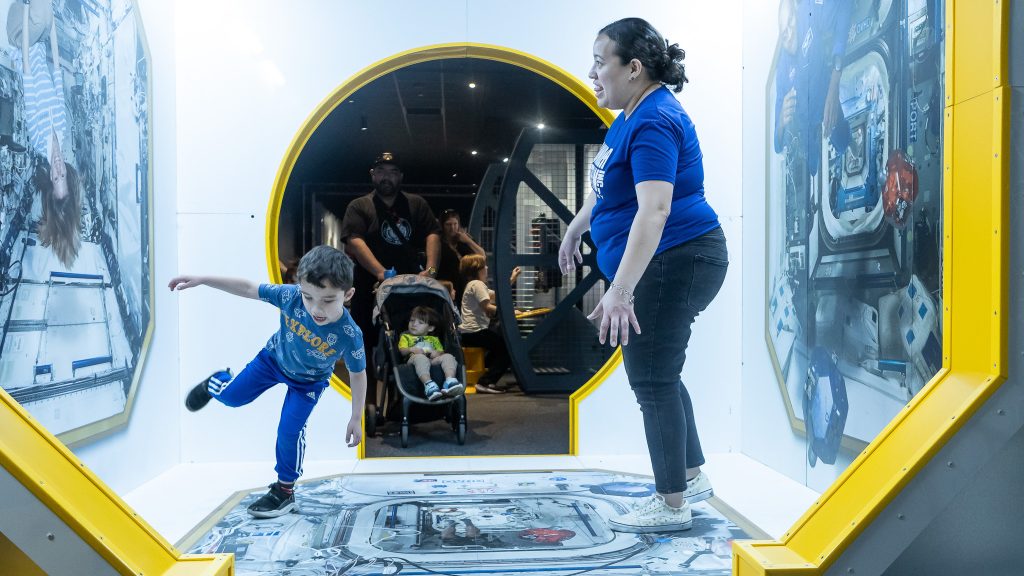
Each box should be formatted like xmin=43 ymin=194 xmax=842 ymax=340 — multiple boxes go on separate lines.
xmin=733 ymin=0 xmax=1010 ymax=573
xmin=0 ymin=387 xmax=233 ymax=575
xmin=569 ymin=348 xmax=623 ymax=454
xmin=263 ymin=43 xmax=616 ymax=458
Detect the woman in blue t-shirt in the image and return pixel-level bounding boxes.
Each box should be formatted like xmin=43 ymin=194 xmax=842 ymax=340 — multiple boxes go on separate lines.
xmin=559 ymin=17 xmax=729 ymax=534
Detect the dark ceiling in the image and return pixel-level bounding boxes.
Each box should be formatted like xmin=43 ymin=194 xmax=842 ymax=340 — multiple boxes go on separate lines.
xmin=285 ymin=57 xmax=605 ymax=199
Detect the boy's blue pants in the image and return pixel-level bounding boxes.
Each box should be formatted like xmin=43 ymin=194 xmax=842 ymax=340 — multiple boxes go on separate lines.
xmin=208 ymin=348 xmax=329 ymax=483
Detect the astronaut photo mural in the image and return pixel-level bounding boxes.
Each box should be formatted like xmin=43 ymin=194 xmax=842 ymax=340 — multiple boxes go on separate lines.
xmin=0 ymin=0 xmax=151 ymax=443
xmin=766 ymin=0 xmax=944 ymax=468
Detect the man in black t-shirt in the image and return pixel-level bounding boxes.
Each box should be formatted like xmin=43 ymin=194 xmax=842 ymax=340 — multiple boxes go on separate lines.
xmin=339 ymin=152 xmax=441 ymax=402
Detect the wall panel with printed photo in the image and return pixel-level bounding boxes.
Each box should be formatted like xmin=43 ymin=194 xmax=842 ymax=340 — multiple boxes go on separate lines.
xmin=764 ymin=0 xmax=944 ymax=474
xmin=0 ymin=0 xmax=151 ymax=444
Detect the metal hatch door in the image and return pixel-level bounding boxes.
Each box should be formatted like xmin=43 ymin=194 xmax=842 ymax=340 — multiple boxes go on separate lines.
xmin=468 ymin=127 xmax=612 ymax=394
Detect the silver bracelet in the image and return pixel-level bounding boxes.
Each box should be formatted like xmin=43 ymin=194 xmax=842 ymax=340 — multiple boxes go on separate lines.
xmin=609 ymin=282 xmax=635 ymax=305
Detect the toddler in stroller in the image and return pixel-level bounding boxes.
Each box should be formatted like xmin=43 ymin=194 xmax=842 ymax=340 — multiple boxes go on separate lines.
xmin=399 ymin=305 xmax=465 ymax=400
xmin=367 ymin=275 xmax=468 ymax=447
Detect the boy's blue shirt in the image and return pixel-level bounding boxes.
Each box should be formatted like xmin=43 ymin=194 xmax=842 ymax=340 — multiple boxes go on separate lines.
xmin=258 ymin=283 xmax=365 ymax=382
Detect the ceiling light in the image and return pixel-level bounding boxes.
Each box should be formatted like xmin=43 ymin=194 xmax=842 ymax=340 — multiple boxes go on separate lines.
xmin=468 ymin=82 xmax=477 ymax=89
xmin=471 ymin=150 xmax=478 ymax=156
xmin=360 ymin=116 xmax=367 ymax=131
xmin=452 ymin=173 xmax=457 ymax=178
xmin=503 ymin=157 xmax=509 ymax=163
xmin=536 ymin=122 xmax=545 ymax=129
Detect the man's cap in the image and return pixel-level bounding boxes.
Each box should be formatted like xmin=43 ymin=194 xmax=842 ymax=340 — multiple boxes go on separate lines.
xmin=372 ymin=152 xmax=400 ymax=168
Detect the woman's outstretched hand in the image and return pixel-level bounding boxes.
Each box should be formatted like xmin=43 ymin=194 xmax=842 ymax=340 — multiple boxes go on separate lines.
xmin=588 ymin=287 xmax=641 ymax=347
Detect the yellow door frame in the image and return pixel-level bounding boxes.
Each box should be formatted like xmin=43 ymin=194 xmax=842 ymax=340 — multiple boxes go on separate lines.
xmin=262 ymin=43 xmax=619 ymax=459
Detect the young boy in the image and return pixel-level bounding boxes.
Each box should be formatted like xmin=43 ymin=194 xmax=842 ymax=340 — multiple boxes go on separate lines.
xmin=398 ymin=305 xmax=463 ymax=400
xmin=168 ymin=245 xmax=366 ymax=518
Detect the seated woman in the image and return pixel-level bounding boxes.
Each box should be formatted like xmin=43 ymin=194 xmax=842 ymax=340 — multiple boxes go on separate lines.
xmin=458 ymin=254 xmax=512 ymax=393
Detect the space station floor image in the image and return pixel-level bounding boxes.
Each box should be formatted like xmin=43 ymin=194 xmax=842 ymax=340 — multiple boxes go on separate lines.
xmin=179 ymin=469 xmax=762 ymax=576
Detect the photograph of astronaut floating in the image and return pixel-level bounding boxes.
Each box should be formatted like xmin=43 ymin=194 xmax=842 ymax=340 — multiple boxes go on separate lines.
xmin=0 ymin=0 xmax=151 ymax=443
xmin=765 ymin=0 xmax=943 ymax=469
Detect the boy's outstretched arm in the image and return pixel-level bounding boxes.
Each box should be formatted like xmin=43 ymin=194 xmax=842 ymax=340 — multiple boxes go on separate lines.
xmin=345 ymin=369 xmax=367 ymax=447
xmin=168 ymin=275 xmax=260 ymax=300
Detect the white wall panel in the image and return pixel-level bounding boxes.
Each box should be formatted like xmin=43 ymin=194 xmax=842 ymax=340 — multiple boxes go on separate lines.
xmin=72 ymin=0 xmax=181 ymax=495
xmin=173 ymin=1 xmax=744 ymax=465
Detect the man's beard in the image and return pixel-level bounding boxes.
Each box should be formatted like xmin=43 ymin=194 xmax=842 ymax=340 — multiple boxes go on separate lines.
xmin=375 ymin=181 xmax=397 ymax=195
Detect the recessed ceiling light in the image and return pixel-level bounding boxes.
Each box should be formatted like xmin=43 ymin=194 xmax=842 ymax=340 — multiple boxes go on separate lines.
xmin=452 ymin=173 xmax=457 ymax=178
xmin=502 ymin=157 xmax=509 ymax=163
xmin=471 ymin=150 xmax=478 ymax=156
xmin=468 ymin=82 xmax=477 ymax=89
xmin=536 ymin=122 xmax=545 ymax=129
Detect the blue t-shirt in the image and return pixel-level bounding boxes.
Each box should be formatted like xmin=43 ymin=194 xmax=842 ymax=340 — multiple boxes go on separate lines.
xmin=258 ymin=284 xmax=365 ymax=382
xmin=589 ymin=86 xmax=720 ymax=279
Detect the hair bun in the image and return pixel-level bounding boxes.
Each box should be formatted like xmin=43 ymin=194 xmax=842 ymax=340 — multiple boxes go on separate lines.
xmin=665 ymin=42 xmax=685 ymax=63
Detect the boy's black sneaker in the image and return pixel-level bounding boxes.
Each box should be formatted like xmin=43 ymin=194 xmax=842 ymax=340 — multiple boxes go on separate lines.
xmin=185 ymin=368 xmax=232 ymax=412
xmin=185 ymin=381 xmax=212 ymax=412
xmin=248 ymin=482 xmax=296 ymax=518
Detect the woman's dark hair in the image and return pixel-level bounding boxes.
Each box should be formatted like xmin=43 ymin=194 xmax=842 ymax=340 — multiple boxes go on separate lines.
xmin=598 ymin=17 xmax=688 ymax=92
xmin=439 ymin=208 xmax=460 ymax=224
xmin=34 ymin=161 xmax=82 ymax=268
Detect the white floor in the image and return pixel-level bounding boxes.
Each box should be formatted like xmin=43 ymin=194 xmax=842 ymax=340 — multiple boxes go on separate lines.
xmin=123 ymin=452 xmax=819 ymax=548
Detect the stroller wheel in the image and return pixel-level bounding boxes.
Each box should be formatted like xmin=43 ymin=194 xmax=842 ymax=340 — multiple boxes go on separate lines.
xmin=457 ymin=421 xmax=467 ymax=445
xmin=401 ymin=423 xmax=409 ymax=448
xmin=365 ymin=404 xmax=377 ymax=438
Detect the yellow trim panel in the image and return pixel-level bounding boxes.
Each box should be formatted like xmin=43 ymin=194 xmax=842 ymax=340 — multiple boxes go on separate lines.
xmin=0 ymin=388 xmax=233 ymax=574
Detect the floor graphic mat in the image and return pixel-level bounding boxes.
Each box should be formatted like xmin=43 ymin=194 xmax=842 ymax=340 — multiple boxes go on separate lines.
xmin=181 ymin=470 xmax=763 ymax=575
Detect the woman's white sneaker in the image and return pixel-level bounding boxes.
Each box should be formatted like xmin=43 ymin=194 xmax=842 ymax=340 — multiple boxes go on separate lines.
xmin=607 ymin=493 xmax=693 ymax=533
xmin=683 ymin=472 xmax=714 ymax=504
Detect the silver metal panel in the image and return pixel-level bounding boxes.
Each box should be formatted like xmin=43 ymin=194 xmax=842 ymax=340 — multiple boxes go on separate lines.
xmin=0 ymin=466 xmax=118 ymax=576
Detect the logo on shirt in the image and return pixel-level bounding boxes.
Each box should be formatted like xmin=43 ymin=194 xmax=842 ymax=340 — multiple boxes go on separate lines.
xmin=381 ymin=217 xmax=412 ymax=246
xmin=280 ymin=311 xmax=339 ymax=358
xmin=591 ymin=144 xmax=613 ymax=200
xmin=801 ymin=28 xmax=814 ymax=58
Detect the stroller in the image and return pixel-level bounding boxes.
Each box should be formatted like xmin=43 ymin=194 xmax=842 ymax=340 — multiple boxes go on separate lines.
xmin=364 ymin=274 xmax=468 ymax=447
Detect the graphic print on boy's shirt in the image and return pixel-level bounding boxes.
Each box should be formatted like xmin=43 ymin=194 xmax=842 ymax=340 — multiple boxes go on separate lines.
xmin=259 ymin=284 xmax=365 ymax=382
